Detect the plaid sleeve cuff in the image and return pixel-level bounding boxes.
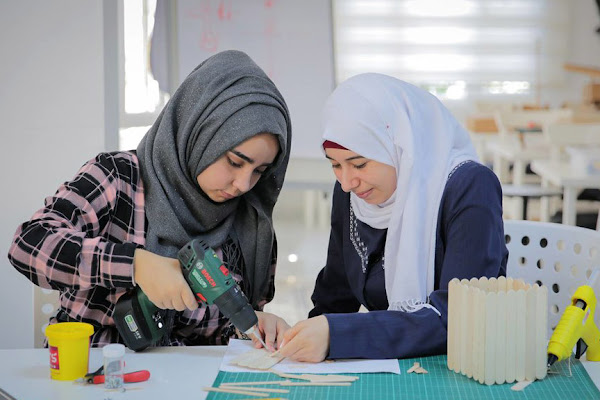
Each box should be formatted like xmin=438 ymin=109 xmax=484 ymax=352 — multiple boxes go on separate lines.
xmin=98 ymin=241 xmax=140 ymax=288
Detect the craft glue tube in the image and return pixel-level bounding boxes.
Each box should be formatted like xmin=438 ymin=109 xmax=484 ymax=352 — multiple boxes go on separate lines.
xmin=103 ymin=343 xmax=125 ymax=390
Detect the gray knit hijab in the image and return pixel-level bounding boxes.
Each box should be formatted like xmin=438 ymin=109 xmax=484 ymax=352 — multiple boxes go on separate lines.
xmin=137 ymin=50 xmax=291 ymax=305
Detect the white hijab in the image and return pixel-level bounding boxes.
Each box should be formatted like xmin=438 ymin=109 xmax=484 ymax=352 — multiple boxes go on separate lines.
xmin=322 ymin=73 xmax=478 ymax=313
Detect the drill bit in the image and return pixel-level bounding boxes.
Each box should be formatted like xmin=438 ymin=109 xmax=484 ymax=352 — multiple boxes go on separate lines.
xmin=247 ymin=325 xmax=269 ymax=351
xmin=254 ymin=325 xmax=269 ymax=350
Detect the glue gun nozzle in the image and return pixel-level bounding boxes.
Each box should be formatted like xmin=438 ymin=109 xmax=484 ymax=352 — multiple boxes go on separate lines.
xmin=547 ymin=354 xmax=558 ymax=368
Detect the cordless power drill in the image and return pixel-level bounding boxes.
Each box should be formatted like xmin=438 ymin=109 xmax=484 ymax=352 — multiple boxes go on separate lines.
xmin=547 ymin=282 xmax=600 ymax=367
xmin=113 ymin=239 xmax=261 ymax=351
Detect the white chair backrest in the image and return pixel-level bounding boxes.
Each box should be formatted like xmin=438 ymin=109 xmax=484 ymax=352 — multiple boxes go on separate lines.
xmin=504 ymin=220 xmax=600 ymax=338
xmin=572 ymin=108 xmax=600 ymax=123
xmin=475 ymin=101 xmax=514 ymax=114
xmin=494 ymin=109 xmax=573 ymax=144
xmin=544 ymin=123 xmax=600 ymax=147
xmin=543 ymin=123 xmax=600 ymax=161
xmin=34 ymin=287 xmax=59 ymax=348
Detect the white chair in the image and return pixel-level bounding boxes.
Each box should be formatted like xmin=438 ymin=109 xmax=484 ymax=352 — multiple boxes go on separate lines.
xmin=504 ymin=220 xmax=600 ymax=338
xmin=33 ymin=287 xmax=60 ymax=348
xmin=537 ymin=123 xmax=600 ymax=222
xmin=474 ymin=101 xmax=515 ymax=114
xmin=490 ymin=109 xmax=573 ymax=220
xmin=501 ymin=184 xmax=562 ymax=221
xmin=491 ymin=109 xmax=573 ymax=184
xmin=467 ymin=102 xmax=513 ymax=165
xmin=543 ymin=122 xmax=600 ymax=161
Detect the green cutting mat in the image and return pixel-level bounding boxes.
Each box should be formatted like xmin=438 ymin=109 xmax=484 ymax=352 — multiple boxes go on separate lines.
xmin=207 ymin=355 xmax=600 ymax=400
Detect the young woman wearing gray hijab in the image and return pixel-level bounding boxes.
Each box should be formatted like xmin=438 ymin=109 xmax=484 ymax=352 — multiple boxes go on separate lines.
xmin=8 ymin=50 xmax=292 ymax=350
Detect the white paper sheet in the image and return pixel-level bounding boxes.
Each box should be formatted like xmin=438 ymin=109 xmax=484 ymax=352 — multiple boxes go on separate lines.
xmin=219 ymin=339 xmax=401 ymax=374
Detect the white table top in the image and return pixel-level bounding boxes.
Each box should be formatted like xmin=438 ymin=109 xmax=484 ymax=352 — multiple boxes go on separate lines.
xmin=487 ymin=140 xmax=549 ymax=161
xmin=1 ymin=346 xmax=599 ymax=399
xmin=583 ymin=357 xmax=600 ymax=388
xmin=530 ymin=160 xmax=600 ymax=187
xmin=0 ymin=346 xmax=227 ymax=400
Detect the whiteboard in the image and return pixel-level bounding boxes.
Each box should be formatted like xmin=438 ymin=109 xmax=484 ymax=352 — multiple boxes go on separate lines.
xmin=174 ymin=0 xmax=335 ymax=158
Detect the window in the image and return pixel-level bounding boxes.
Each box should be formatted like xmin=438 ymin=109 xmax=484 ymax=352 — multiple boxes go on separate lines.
xmin=119 ymin=0 xmax=169 ymax=150
xmin=332 ymin=0 xmax=571 ymax=102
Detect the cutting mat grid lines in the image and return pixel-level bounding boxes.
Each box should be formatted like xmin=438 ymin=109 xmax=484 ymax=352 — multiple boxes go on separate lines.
xmin=207 ymin=355 xmax=600 ymax=399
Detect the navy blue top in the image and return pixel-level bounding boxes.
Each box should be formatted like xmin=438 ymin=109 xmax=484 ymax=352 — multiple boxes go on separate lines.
xmin=309 ymin=161 xmax=508 ymax=359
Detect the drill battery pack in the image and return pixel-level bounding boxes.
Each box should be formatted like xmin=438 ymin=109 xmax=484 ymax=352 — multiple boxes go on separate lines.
xmin=113 ymin=289 xmax=166 ymax=351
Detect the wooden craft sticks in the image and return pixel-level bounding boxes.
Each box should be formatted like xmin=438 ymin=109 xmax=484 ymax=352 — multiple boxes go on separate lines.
xmin=229 ymin=348 xmax=286 ymax=370
xmin=447 ymin=276 xmax=548 ymax=385
xmin=211 ymin=346 xmax=360 ymax=396
xmin=269 ymin=369 xmax=359 ymax=382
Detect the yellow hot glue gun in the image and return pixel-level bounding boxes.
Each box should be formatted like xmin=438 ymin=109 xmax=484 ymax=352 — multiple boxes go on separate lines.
xmin=547 ymin=281 xmax=600 ymax=367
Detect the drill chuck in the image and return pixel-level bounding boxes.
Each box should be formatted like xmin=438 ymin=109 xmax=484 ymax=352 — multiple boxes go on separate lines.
xmin=214 ymin=285 xmax=258 ymax=334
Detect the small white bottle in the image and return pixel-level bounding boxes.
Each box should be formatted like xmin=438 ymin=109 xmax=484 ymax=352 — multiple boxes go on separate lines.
xmin=103 ymin=343 xmax=125 ymax=390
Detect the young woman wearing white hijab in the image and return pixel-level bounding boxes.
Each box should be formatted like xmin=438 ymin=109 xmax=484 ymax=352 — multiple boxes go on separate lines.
xmin=279 ymin=73 xmax=507 ymax=361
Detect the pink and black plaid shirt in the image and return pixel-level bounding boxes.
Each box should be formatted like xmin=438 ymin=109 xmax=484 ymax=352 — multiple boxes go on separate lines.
xmin=8 ymin=151 xmax=275 ymax=347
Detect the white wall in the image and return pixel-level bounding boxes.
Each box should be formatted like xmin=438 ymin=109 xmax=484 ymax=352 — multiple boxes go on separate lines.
xmin=565 ymin=0 xmax=600 ymax=103
xmin=0 ymin=1 xmax=108 ymax=348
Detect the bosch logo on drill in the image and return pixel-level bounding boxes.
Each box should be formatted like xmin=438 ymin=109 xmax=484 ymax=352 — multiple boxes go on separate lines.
xmin=191 ymin=269 xmax=208 ymax=288
xmin=201 ymin=269 xmax=216 ymax=287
